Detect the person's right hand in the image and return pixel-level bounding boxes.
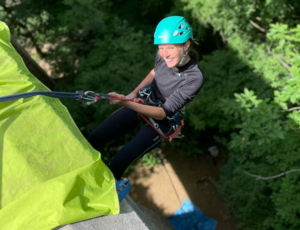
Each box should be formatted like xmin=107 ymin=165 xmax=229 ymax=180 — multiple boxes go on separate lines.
xmin=126 ymin=91 xmax=138 ymax=99
xmin=108 ymin=92 xmax=125 ymax=105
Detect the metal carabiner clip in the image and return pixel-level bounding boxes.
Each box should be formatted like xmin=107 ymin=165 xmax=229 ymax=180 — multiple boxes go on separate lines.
xmin=84 ymin=91 xmax=98 ymax=105
xmin=76 ymin=91 xmax=98 ymax=106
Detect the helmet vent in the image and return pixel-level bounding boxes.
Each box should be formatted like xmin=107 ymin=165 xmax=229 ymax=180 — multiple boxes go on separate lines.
xmin=173 ymin=30 xmax=179 ymax=36
xmin=186 ymin=26 xmax=190 ymax=30
xmin=179 ymin=24 xmax=184 ymax=29
xmin=179 ymin=31 xmax=185 ymax=36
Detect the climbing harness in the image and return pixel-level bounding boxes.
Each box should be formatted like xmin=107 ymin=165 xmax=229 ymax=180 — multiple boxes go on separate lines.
xmin=0 ymin=90 xmax=184 ymax=142
xmin=138 ymin=87 xmax=185 ymax=141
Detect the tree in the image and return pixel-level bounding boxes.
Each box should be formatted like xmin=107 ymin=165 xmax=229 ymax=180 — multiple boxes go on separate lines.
xmin=177 ymin=0 xmax=300 ymax=228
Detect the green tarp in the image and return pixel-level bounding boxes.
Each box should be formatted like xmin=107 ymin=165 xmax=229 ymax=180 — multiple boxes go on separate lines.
xmin=0 ymin=22 xmax=119 ymax=230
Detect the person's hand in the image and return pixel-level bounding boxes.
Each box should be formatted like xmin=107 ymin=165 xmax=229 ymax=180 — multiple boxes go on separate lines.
xmin=126 ymin=91 xmax=138 ymax=100
xmin=108 ymin=92 xmax=126 ymax=105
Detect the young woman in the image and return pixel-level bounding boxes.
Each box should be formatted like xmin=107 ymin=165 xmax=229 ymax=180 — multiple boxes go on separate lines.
xmin=88 ymin=16 xmax=204 ymax=180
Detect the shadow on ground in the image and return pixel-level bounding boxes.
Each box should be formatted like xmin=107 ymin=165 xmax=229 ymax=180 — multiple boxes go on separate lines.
xmin=128 ymin=149 xmax=237 ymax=230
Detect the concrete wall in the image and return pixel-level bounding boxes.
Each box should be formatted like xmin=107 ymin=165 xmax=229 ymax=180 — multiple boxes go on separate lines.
xmin=56 ymin=196 xmax=157 ymax=230
xmin=56 ymin=195 xmax=174 ymax=230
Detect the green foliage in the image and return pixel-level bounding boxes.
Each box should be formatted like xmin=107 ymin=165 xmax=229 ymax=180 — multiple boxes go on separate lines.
xmin=224 ymin=23 xmax=300 ymax=230
xmin=178 ymin=0 xmax=300 ymax=229
xmin=141 ymin=149 xmax=161 ymax=166
xmin=55 ymin=20 xmax=155 ymax=132
xmin=188 ymin=49 xmax=273 ymax=131
xmin=219 ymin=84 xmax=300 ymax=230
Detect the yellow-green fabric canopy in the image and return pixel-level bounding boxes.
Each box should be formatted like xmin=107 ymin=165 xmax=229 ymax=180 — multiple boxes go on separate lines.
xmin=0 ymin=21 xmax=119 ymax=230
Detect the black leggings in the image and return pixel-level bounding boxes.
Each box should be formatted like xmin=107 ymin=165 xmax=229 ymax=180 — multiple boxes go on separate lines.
xmin=87 ymin=107 xmax=173 ymax=180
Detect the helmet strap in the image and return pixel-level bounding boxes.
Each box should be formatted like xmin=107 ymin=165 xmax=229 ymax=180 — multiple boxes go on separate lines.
xmin=179 ymin=44 xmax=190 ymax=65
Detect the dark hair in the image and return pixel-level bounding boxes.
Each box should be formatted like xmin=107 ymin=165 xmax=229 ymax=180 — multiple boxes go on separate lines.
xmin=188 ymin=39 xmax=199 ymax=62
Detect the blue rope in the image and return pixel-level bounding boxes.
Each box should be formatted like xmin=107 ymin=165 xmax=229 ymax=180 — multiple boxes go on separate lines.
xmin=0 ymin=91 xmax=113 ymax=105
xmin=0 ymin=91 xmax=80 ymax=102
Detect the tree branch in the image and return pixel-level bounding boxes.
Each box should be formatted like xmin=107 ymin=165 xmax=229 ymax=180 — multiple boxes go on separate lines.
xmin=244 ymin=169 xmax=300 ymax=180
xmin=278 ymin=58 xmax=291 ymax=70
xmin=268 ymin=51 xmax=292 ymax=71
xmin=287 ymin=106 xmax=300 ymax=112
xmin=220 ymin=29 xmax=227 ymax=44
xmin=250 ymin=20 xmax=267 ymax=33
xmin=288 ymin=42 xmax=299 ymax=54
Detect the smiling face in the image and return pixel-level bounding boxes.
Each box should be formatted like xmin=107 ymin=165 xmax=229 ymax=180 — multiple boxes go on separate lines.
xmin=158 ymin=40 xmax=190 ymax=68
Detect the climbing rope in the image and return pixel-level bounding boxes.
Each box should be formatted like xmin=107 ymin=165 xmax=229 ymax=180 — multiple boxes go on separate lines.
xmin=157 ymin=151 xmax=182 ymax=207
xmin=92 ymin=91 xmax=184 ymax=142
xmin=0 ymin=90 xmax=184 ymax=142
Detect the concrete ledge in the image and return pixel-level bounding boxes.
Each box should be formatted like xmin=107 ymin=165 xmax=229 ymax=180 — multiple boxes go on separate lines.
xmin=137 ymin=205 xmax=174 ymax=230
xmin=56 ymin=195 xmax=157 ymax=230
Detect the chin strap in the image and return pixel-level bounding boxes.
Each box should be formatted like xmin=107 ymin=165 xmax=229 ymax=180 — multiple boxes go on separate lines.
xmin=179 ymin=44 xmax=190 ymax=65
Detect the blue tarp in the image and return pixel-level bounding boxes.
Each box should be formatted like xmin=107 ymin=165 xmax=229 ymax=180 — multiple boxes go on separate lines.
xmin=169 ymin=199 xmax=218 ymax=230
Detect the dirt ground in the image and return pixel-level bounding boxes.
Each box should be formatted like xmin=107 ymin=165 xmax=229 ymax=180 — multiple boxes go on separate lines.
xmin=127 ymin=149 xmax=237 ymax=230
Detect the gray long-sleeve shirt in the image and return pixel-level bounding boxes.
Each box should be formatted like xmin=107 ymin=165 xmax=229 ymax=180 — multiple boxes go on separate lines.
xmin=151 ymin=53 xmax=204 ymax=117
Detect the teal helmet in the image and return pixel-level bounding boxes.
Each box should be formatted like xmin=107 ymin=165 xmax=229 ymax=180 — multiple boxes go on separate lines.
xmin=154 ymin=16 xmax=193 ymax=45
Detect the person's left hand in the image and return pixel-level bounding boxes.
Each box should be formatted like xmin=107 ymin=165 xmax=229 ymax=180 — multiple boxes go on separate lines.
xmin=108 ymin=92 xmax=126 ymax=105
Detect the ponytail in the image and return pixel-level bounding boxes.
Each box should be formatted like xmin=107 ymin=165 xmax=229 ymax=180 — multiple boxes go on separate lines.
xmin=188 ymin=39 xmax=199 ymax=62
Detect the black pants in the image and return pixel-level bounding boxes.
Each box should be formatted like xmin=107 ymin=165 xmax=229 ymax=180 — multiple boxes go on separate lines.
xmin=87 ymin=107 xmax=173 ymax=180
